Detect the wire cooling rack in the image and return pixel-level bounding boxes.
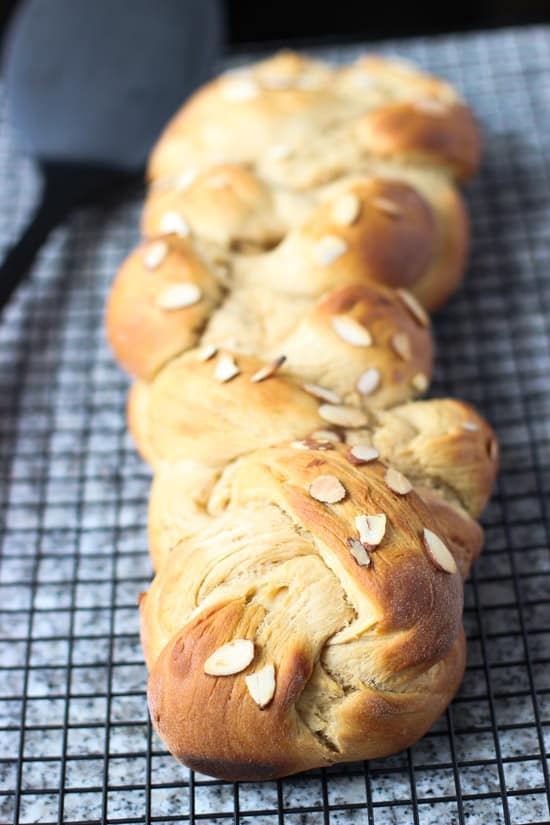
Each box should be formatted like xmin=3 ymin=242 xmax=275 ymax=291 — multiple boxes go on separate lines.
xmin=0 ymin=24 xmax=549 ymax=825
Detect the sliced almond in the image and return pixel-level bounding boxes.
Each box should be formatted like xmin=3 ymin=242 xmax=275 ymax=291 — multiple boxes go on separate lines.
xmin=348 ymin=444 xmax=379 ymax=464
xmin=302 ymin=383 xmax=341 ymax=404
xmin=251 ymin=355 xmax=286 ymax=383
xmin=319 ymin=404 xmax=369 ymax=428
xmin=489 ymin=439 xmax=499 ymax=461
xmin=357 ymin=367 xmax=381 ymax=396
xmin=391 ymin=332 xmax=412 ymax=361
xmin=347 ymin=537 xmax=371 ymax=567
xmin=332 ymin=193 xmax=361 ymax=226
xmin=155 ymin=283 xmax=202 ymax=311
xmin=291 ymin=440 xmax=311 ymax=451
xmin=291 ymin=438 xmax=334 ymax=451
xmin=331 ymin=315 xmax=372 ymax=347
xmin=267 ymin=143 xmax=291 ymax=161
xmin=385 ymin=467 xmax=413 ymax=495
xmin=372 ymin=197 xmax=402 ymax=218
xmin=308 ymin=439 xmax=334 ymax=451
xmin=223 ymin=78 xmax=260 ymax=101
xmin=198 ymin=344 xmax=217 ymax=362
xmin=309 ymin=475 xmax=346 ymax=504
xmin=262 ymin=74 xmax=294 ymax=90
xmin=413 ymin=98 xmax=448 ymax=116
xmin=397 ymin=289 xmax=430 ymax=327
xmin=160 ymin=211 xmax=190 ymax=237
xmin=355 ymin=513 xmax=386 ymax=547
xmin=143 ymin=240 xmax=168 ymax=270
xmin=411 ymin=372 xmax=429 ymax=393
xmin=174 ymin=168 xmax=198 ymax=190
xmin=423 ymin=528 xmax=457 ymax=574
xmin=353 ymin=71 xmax=375 ymax=89
xmin=214 ymin=354 xmax=241 ymax=383
xmin=245 ymin=664 xmax=276 ymax=708
xmin=462 ymin=421 xmax=479 ymax=432
xmin=204 ymin=639 xmax=255 ymax=676
xmin=314 ymin=235 xmax=348 ymax=266
xmin=311 ymin=429 xmax=343 ymax=443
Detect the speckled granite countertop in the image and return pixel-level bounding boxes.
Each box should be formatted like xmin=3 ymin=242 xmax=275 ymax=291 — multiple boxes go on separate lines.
xmin=0 ymin=24 xmax=549 ymax=825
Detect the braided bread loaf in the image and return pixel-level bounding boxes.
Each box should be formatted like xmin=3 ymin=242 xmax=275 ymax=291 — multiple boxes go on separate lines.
xmin=106 ymin=52 xmax=497 ymax=781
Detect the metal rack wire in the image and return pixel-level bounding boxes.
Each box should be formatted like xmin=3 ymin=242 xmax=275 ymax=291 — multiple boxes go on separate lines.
xmin=0 ymin=24 xmax=549 ymax=825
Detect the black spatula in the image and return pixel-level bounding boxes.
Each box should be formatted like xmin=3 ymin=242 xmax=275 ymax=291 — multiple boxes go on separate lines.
xmin=1 ymin=0 xmax=224 ymax=309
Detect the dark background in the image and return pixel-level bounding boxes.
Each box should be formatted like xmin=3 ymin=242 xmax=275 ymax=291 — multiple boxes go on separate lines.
xmin=0 ymin=0 xmax=549 ymax=50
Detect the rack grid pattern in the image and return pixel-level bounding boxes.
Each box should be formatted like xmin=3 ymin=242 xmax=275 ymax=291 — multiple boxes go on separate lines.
xmin=0 ymin=24 xmax=549 ymax=825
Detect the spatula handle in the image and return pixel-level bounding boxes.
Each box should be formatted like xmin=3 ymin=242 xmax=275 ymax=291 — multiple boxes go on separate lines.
xmin=0 ymin=182 xmax=73 ymax=309
xmin=0 ymin=163 xmax=138 ymax=311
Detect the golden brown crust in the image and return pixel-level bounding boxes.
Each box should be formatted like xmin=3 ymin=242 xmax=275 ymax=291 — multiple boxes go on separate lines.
xmin=106 ymin=236 xmax=222 ymax=379
xmin=144 ymin=396 xmax=495 ymax=574
xmin=143 ymin=444 xmax=475 ymax=779
xmin=356 ymin=102 xmax=481 ymax=181
xmin=105 ymin=50 xmax=497 ymax=782
xmin=148 ymin=52 xmax=480 ymax=185
xmin=370 ymin=398 xmax=499 ymax=518
xmin=282 ymin=282 xmax=433 ymax=409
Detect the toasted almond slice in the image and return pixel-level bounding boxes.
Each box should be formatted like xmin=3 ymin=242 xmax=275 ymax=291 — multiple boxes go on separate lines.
xmin=489 ymin=439 xmax=499 ymax=461
xmin=251 ymin=355 xmax=286 ymax=383
xmin=347 ymin=537 xmax=371 ymax=567
xmin=245 ymin=664 xmax=276 ymax=708
xmin=309 ymin=475 xmax=346 ymax=504
xmin=353 ymin=71 xmax=375 ymax=89
xmin=214 ymin=354 xmax=241 ymax=383
xmin=268 ymin=143 xmax=291 ymax=161
xmin=160 ymin=211 xmax=190 ymax=237
xmin=291 ymin=440 xmax=311 ymax=451
xmin=204 ymin=639 xmax=255 ymax=676
xmin=372 ymin=197 xmax=402 ymax=218
xmin=357 ymin=367 xmax=381 ymax=396
xmin=155 ymin=283 xmax=202 ymax=311
xmin=331 ymin=315 xmax=372 ymax=347
xmin=311 ymin=429 xmax=343 ymax=443
xmin=355 ymin=513 xmax=386 ymax=547
xmin=413 ymin=98 xmax=448 ymax=116
xmin=391 ymin=332 xmax=412 ymax=361
xmin=462 ymin=421 xmax=479 ymax=432
xmin=198 ymin=344 xmax=217 ymax=362
xmin=262 ymin=74 xmax=294 ymax=89
xmin=291 ymin=438 xmax=334 ymax=451
xmin=385 ymin=467 xmax=413 ymax=495
xmin=397 ymin=289 xmax=429 ymax=327
xmin=143 ymin=240 xmax=168 ymax=270
xmin=411 ymin=372 xmax=429 ymax=393
xmin=224 ymin=78 xmax=260 ymax=101
xmin=319 ymin=404 xmax=369 ymax=428
xmin=302 ymin=383 xmax=341 ymax=404
xmin=332 ymin=193 xmax=361 ymax=225
xmin=348 ymin=444 xmax=379 ymax=464
xmin=309 ymin=439 xmax=334 ymax=451
xmin=423 ymin=528 xmax=457 ymax=574
xmin=174 ymin=168 xmax=198 ymax=190
xmin=314 ymin=235 xmax=348 ymax=266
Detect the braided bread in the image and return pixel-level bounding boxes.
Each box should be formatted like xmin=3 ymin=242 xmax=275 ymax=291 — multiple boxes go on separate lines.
xmin=106 ymin=51 xmax=497 ymax=781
